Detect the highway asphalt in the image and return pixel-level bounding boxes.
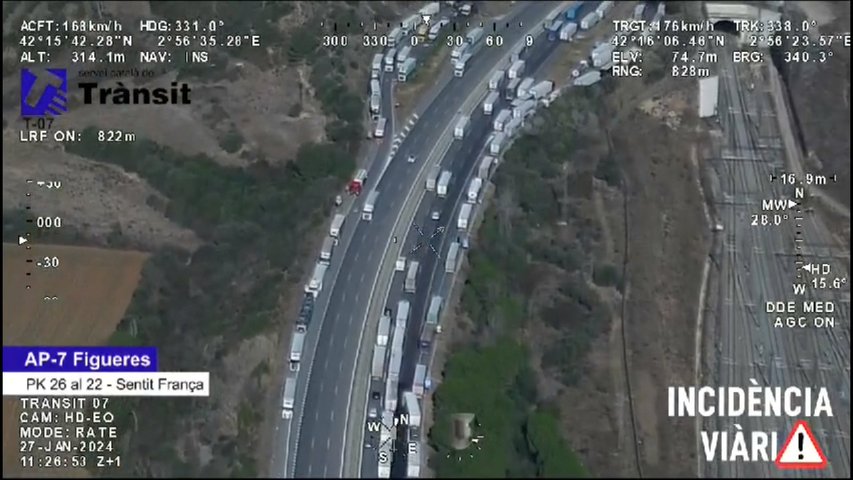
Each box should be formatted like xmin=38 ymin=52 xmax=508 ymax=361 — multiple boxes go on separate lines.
xmin=707 ymin=46 xmax=850 ymax=478
xmin=374 ymin=33 xmax=564 ymax=479
xmin=288 ymin=3 xmax=566 ymax=478
xmin=268 ymin=55 xmax=397 ymax=479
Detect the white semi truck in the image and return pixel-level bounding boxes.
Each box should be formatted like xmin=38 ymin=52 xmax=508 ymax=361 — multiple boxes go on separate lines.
xmin=371 ymin=344 xmax=387 ymax=380
xmin=483 ymin=90 xmax=499 ymax=115
xmin=488 ymin=69 xmax=505 ymax=91
xmin=559 ymin=22 xmax=578 ymax=41
xmin=437 ymin=170 xmax=452 ymax=197
xmin=426 ymin=164 xmax=441 ymax=191
xmin=454 ymin=52 xmax=472 ymax=77
xmin=493 ymin=109 xmax=511 ymax=131
xmin=384 ymin=48 xmax=397 ymax=72
xmin=371 ymin=53 xmax=383 ymax=78
xmin=330 ymin=213 xmax=346 ymax=238
xmin=362 ymin=190 xmax=379 ymax=221
xmin=477 ymin=155 xmax=495 ymax=180
xmin=516 ymin=77 xmax=535 ymax=99
xmin=404 ymin=391 xmax=421 ymax=426
xmin=490 ymin=132 xmax=506 ymax=155
xmin=530 ymin=80 xmax=555 ymax=100
xmin=319 ymin=236 xmax=334 ymax=264
xmin=580 ymin=11 xmax=601 ymax=30
xmin=467 ymin=177 xmax=482 ymax=203
xmin=508 ymin=59 xmax=525 ymax=79
xmin=445 ymin=241 xmax=460 ymax=273
xmin=281 ymin=376 xmax=297 ymax=419
xmin=377 ymin=313 xmax=391 ymax=346
xmin=404 ymin=260 xmax=420 ymax=293
xmin=413 ymin=364 xmax=427 ymax=397
xmin=305 ymin=262 xmax=328 ymax=297
xmin=454 ymin=115 xmax=470 ymax=139
xmin=398 ymin=57 xmax=417 ymax=82
xmin=289 ymin=324 xmax=307 ymax=362
xmin=457 ymin=203 xmax=472 ymax=230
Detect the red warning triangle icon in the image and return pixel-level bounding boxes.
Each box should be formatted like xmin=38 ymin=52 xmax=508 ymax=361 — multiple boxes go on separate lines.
xmin=775 ymin=420 xmax=828 ymax=470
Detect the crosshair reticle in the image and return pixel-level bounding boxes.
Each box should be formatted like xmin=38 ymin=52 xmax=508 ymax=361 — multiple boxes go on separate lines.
xmin=410 ymin=223 xmax=444 ymax=257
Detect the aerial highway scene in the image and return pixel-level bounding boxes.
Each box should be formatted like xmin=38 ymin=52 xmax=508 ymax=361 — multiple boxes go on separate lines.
xmin=1 ymin=0 xmax=849 ymax=479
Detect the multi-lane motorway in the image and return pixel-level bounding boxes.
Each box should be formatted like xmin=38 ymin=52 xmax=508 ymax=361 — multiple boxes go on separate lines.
xmin=276 ymin=3 xmax=568 ymax=478
xmin=707 ymin=43 xmax=850 ymax=478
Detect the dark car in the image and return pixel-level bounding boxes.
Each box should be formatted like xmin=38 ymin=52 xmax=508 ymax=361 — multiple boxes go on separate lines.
xmin=371 ymin=390 xmax=381 ymax=401
xmin=384 ymin=307 xmax=393 ymax=317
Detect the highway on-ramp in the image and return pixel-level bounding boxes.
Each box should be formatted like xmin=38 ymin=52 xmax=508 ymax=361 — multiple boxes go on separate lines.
xmin=286 ymin=3 xmax=566 ymax=478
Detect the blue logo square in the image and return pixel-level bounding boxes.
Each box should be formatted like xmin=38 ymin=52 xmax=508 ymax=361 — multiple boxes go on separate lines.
xmin=21 ymin=68 xmax=68 ymax=117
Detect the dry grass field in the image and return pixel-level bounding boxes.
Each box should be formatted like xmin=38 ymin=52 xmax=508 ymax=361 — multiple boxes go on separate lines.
xmin=2 ymin=243 xmax=148 ymax=478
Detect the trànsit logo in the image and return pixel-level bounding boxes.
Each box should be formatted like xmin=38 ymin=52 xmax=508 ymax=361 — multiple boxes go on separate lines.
xmin=20 ymin=68 xmax=68 ymax=118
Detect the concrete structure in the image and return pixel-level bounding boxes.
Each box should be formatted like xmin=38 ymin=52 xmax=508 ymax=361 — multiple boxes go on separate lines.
xmin=698 ymin=75 xmax=720 ymax=118
xmin=704 ymin=2 xmax=783 ymax=47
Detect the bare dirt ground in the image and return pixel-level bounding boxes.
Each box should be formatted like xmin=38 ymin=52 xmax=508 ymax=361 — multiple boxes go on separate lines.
xmin=1 ymin=243 xmax=148 ymax=478
xmin=606 ymin=78 xmax=710 ymax=478
xmin=2 ymin=130 xmax=200 ymax=251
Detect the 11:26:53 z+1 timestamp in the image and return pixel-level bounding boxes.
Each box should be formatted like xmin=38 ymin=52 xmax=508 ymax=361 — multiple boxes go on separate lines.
xmin=20 ymin=455 xmax=121 ymax=468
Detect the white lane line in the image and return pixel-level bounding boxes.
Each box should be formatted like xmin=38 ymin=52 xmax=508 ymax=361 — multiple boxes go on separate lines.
xmin=339 ymin=361 xmax=344 ymax=373
xmin=360 ymin=272 xmax=366 ymax=283
xmin=355 ymin=292 xmax=361 ymax=304
xmin=330 ymin=410 xmax=336 ymax=423
xmin=315 ymin=409 xmax=320 ymax=422
xmin=346 ymin=271 xmax=352 ymax=283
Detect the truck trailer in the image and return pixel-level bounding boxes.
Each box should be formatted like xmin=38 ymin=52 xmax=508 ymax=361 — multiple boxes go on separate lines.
xmin=362 ymin=190 xmax=379 ymax=221
xmin=413 ymin=364 xmax=427 ymax=397
xmin=281 ymin=376 xmax=297 ymax=419
xmin=377 ymin=313 xmax=391 ymax=346
xmin=404 ymin=391 xmax=422 ymax=426
xmin=384 ymin=48 xmax=397 ymax=72
xmin=477 ymin=156 xmax=495 ymax=179
xmin=490 ymin=132 xmax=506 ymax=155
xmin=305 ymin=262 xmax=328 ymax=297
xmin=289 ymin=325 xmax=307 ymax=362
xmin=384 ymin=376 xmax=398 ymax=411
xmin=396 ymin=299 xmax=411 ymax=328
xmin=371 ymin=54 xmax=383 ymax=78
xmin=420 ymin=295 xmax=443 ymax=347
xmin=426 ymin=164 xmax=441 ymax=191
xmin=396 ymin=45 xmax=412 ymax=66
xmin=482 ymin=90 xmax=499 ymax=115
xmin=454 ymin=52 xmax=472 ymax=77
xmin=454 ymin=115 xmax=470 ymax=139
xmin=580 ymin=11 xmax=600 ymax=30
xmin=507 ymin=59 xmax=526 ymax=79
xmin=330 ymin=213 xmax=346 ymax=238
xmin=596 ymin=1 xmax=614 ymax=18
xmin=319 ymin=236 xmax=335 ymax=264
xmin=559 ymin=22 xmax=578 ymax=41
xmin=516 ymin=77 xmax=535 ymax=99
xmin=445 ymin=241 xmax=460 ymax=273
xmin=397 ymin=57 xmax=417 ymax=82
xmin=371 ymin=345 xmax=387 ymax=379
xmin=530 ymin=80 xmax=555 ymax=100
xmin=493 ymin=109 xmax=511 ymax=131
xmin=505 ymin=77 xmax=521 ymax=100
xmin=457 ymin=203 xmax=472 ymax=230
xmin=489 ymin=69 xmax=505 ymax=91
xmin=466 ymin=177 xmax=482 ymax=203
xmin=405 ymin=260 xmax=420 ymax=293
xmin=437 ymin=170 xmax=452 ymax=197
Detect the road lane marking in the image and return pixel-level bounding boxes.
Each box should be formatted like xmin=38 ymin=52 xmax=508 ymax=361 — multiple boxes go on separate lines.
xmin=331 ymin=410 xmax=336 ymax=422
xmin=355 ymin=292 xmax=361 ymax=304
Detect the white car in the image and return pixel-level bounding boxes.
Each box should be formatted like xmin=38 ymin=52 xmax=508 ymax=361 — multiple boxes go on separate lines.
xmin=407 ymin=154 xmax=416 ymax=163
xmin=369 ymin=407 xmax=378 ymax=418
xmin=431 ymin=210 xmax=440 ymax=221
